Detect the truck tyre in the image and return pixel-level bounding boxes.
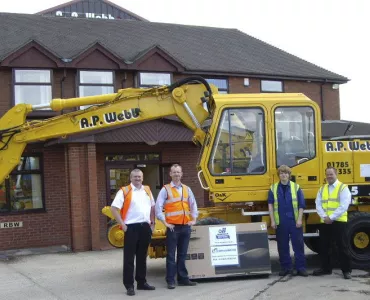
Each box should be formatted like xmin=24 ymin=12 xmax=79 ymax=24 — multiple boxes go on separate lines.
xmin=304 ymin=237 xmax=321 ymax=254
xmin=195 ymin=217 xmax=229 ymax=225
xmin=344 ymin=212 xmax=370 ymax=270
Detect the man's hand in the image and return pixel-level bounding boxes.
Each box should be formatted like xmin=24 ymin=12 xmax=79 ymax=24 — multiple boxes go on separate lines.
xmin=187 ymin=220 xmax=196 ymax=226
xmin=121 ymin=223 xmax=128 ymax=232
xmin=150 ymin=223 xmax=155 ymax=232
xmin=296 ymin=220 xmax=302 ymax=228
xmin=324 ymin=216 xmax=333 ymax=224
xmin=165 ymin=222 xmax=175 ymax=232
xmin=270 ymin=221 xmax=277 ymax=229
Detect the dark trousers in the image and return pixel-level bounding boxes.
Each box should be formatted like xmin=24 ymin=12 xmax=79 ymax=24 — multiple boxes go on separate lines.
xmin=276 ymin=218 xmax=306 ymax=271
xmin=319 ymin=221 xmax=352 ymax=273
xmin=166 ymin=225 xmax=191 ymax=284
xmin=123 ymin=222 xmax=152 ymax=289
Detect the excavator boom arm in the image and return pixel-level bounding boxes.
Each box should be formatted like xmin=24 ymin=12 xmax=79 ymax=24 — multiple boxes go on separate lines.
xmin=0 ymin=77 xmax=216 ymax=183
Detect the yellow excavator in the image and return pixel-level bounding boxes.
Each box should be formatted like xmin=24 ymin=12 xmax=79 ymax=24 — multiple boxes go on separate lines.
xmin=1 ymin=76 xmax=369 ymax=269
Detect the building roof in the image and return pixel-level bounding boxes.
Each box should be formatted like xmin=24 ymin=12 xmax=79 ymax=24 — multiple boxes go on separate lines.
xmin=0 ymin=12 xmax=348 ymax=82
xmin=321 ymin=120 xmax=370 ymax=140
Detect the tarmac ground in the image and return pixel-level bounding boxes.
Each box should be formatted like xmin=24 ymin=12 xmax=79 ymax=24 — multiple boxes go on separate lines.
xmin=1 ymin=241 xmax=370 ymax=300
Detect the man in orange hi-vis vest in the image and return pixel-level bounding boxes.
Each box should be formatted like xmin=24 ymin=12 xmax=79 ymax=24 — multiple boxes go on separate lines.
xmin=155 ymin=164 xmax=199 ymax=289
xmin=110 ymin=169 xmax=156 ymax=296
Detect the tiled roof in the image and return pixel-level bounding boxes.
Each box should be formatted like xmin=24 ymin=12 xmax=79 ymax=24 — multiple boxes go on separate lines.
xmin=0 ymin=12 xmax=348 ymax=82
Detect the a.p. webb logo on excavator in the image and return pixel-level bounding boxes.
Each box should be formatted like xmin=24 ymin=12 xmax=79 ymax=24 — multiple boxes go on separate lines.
xmin=79 ymin=108 xmax=140 ymax=129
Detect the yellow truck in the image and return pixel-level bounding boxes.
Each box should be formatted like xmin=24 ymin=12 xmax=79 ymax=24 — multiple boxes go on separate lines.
xmin=0 ymin=76 xmax=369 ymax=269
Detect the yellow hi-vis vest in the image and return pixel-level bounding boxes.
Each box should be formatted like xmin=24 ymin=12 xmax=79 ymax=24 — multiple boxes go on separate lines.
xmin=270 ymin=181 xmax=299 ymax=226
xmin=319 ymin=181 xmax=348 ymax=222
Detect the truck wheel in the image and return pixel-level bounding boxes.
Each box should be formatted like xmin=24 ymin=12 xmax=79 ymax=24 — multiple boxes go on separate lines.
xmin=344 ymin=212 xmax=370 ymax=270
xmin=195 ymin=217 xmax=229 ymax=225
xmin=304 ymin=237 xmax=320 ymax=254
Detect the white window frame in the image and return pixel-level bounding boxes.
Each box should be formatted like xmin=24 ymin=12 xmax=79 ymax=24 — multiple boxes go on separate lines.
xmin=13 ymin=69 xmax=52 ymax=108
xmin=205 ymin=78 xmax=229 ymax=94
xmin=78 ymin=70 xmax=115 ymax=109
xmin=261 ymin=80 xmax=283 ymax=92
xmin=138 ymin=72 xmax=172 ymax=88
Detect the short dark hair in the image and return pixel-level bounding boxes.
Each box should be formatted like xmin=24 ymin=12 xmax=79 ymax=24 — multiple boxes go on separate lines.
xmin=325 ymin=167 xmax=337 ymax=174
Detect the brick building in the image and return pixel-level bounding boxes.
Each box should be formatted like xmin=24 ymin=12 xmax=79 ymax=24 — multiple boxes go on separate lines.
xmin=0 ymin=0 xmax=348 ymax=252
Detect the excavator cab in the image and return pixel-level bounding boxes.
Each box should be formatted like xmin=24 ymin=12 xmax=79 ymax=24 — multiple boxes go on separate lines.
xmin=197 ymin=93 xmax=322 ymax=203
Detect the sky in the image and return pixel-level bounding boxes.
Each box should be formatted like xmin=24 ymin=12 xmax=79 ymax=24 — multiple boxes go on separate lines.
xmin=1 ymin=0 xmax=369 ymax=123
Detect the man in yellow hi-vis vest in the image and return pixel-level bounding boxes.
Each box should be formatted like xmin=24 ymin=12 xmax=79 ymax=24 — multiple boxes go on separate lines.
xmin=312 ymin=167 xmax=352 ymax=279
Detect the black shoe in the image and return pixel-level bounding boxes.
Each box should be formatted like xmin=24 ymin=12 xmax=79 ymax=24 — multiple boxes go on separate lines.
xmin=297 ymin=269 xmax=309 ymax=277
xmin=291 ymin=270 xmax=298 ymax=276
xmin=137 ymin=282 xmax=155 ymax=290
xmin=126 ymin=287 xmax=135 ymax=296
xmin=178 ymin=280 xmax=197 ymax=286
xmin=167 ymin=283 xmax=176 ymax=289
xmin=312 ymin=268 xmax=332 ymax=276
xmin=343 ymin=272 xmax=352 ymax=279
xmin=279 ymin=269 xmax=292 ymax=276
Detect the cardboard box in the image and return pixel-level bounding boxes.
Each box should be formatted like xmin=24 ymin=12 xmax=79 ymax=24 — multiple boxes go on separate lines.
xmin=186 ymin=222 xmax=271 ymax=279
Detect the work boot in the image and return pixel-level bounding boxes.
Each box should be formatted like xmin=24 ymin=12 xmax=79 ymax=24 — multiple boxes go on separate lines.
xmin=312 ymin=268 xmax=332 ymax=276
xmin=343 ymin=272 xmax=352 ymax=279
xmin=137 ymin=282 xmax=155 ymax=290
xmin=126 ymin=287 xmax=135 ymax=296
xmin=167 ymin=283 xmax=176 ymax=289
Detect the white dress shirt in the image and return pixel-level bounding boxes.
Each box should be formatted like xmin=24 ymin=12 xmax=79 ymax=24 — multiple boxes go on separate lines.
xmin=315 ymin=179 xmax=352 ymax=221
xmin=155 ymin=181 xmax=198 ymax=222
xmin=111 ymin=183 xmax=155 ymax=224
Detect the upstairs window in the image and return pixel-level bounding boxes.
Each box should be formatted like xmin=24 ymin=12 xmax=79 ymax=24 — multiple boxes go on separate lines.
xmin=139 ymin=72 xmax=171 ymax=88
xmin=205 ymin=78 xmax=228 ymax=94
xmin=14 ymin=69 xmax=52 ymax=107
xmin=78 ymin=70 xmax=114 ymax=109
xmin=261 ymin=80 xmax=283 ymax=92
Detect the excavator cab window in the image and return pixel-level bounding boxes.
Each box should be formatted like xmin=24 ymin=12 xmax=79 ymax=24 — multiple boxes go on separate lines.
xmin=208 ymin=107 xmax=266 ymax=175
xmin=275 ymin=106 xmax=316 ymax=167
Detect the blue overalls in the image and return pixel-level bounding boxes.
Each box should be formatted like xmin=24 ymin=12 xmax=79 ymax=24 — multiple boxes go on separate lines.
xmin=268 ymin=182 xmax=306 ymax=272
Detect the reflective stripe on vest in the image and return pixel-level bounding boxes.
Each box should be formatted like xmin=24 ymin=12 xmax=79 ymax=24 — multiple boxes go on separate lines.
xmin=270 ymin=181 xmax=299 ymax=226
xmin=320 ymin=181 xmax=347 ymax=222
xmin=120 ymin=185 xmax=152 ymax=223
xmin=164 ymin=184 xmax=191 ymax=225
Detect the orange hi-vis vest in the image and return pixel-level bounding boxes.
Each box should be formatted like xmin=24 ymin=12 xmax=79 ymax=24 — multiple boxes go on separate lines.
xmin=164 ymin=183 xmax=191 ymax=225
xmin=120 ymin=184 xmax=152 ymax=223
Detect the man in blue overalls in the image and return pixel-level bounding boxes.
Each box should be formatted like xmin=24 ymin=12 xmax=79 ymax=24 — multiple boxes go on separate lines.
xmin=268 ymin=165 xmax=308 ymax=277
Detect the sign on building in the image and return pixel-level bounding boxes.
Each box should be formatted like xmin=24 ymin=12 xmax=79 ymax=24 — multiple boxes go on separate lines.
xmin=37 ymin=0 xmax=147 ymax=21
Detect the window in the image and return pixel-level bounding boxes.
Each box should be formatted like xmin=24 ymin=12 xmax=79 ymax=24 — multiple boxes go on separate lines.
xmin=275 ymin=106 xmax=316 ymax=168
xmin=209 ymin=108 xmax=266 ymax=175
xmin=139 ymin=73 xmax=171 ymax=87
xmin=0 ymin=156 xmax=44 ymax=213
xmin=14 ymin=69 xmax=52 ymax=107
xmin=261 ymin=80 xmax=283 ymax=92
xmin=78 ymin=70 xmax=114 ymax=109
xmin=206 ymin=78 xmax=228 ymax=94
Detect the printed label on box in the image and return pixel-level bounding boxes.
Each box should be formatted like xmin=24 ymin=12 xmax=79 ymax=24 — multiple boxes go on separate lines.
xmin=209 ymin=226 xmax=237 ymax=246
xmin=210 ymin=245 xmax=239 ymax=266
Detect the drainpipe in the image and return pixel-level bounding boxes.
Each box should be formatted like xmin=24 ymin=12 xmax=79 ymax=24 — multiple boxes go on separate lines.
xmin=60 ymin=68 xmax=67 ymax=114
xmin=320 ymin=80 xmax=327 ymax=121
xmin=121 ymin=71 xmax=127 ymax=88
